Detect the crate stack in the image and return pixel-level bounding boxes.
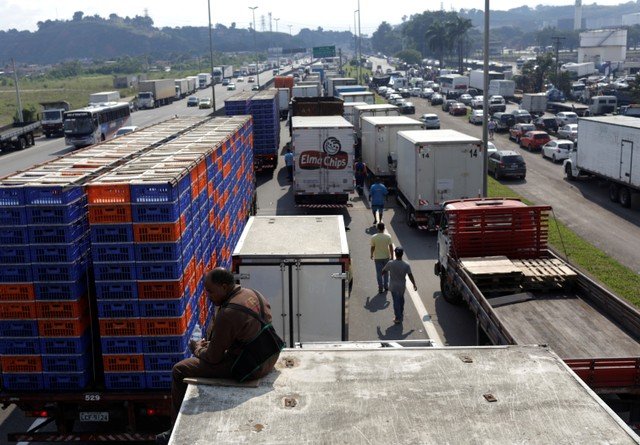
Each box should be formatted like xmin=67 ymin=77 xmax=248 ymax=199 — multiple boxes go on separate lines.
xmin=224 ymin=91 xmax=254 ymax=116
xmin=250 ymin=90 xmax=280 ymax=159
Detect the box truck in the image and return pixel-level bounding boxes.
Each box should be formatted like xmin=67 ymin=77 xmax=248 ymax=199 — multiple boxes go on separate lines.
xmin=292 ymin=85 xmax=321 ymax=98
xmin=564 ymin=116 xmax=640 ymax=208
xmin=291 ymin=115 xmax=354 ymax=205
xmin=186 ymin=76 xmax=198 ymax=95
xmin=521 ymin=93 xmax=547 ymax=116
xmin=468 ymin=70 xmax=504 ymax=92
xmin=488 ymin=79 xmax=515 ymax=99
xmin=338 ymin=91 xmax=375 ymax=104
xmin=232 ymin=215 xmax=350 ymax=347
xmin=561 ymin=62 xmax=596 ymax=78
xmin=360 ymin=116 xmax=423 ymax=187
xmin=89 ymin=91 xmax=120 ymax=104
xmin=342 ymin=102 xmax=368 ymax=127
xmin=174 ymin=78 xmax=189 ymax=99
xmin=212 ymin=65 xmax=233 ymax=84
xmin=197 ymin=72 xmax=212 ymax=89
xmin=353 ymin=104 xmax=400 ymax=139
xmin=327 ymin=77 xmax=356 ymax=97
xmin=395 ymin=129 xmax=483 ymax=229
xmin=137 ymin=79 xmax=175 ymax=109
xmin=277 ymin=87 xmax=291 ymax=120
xmin=39 ymin=101 xmax=70 ymax=138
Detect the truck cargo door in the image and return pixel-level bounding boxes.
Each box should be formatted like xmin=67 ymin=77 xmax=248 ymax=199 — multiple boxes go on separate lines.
xmin=321 ymin=128 xmax=352 ymax=194
xmin=292 ymin=264 xmax=345 ymax=344
xmin=293 ymin=129 xmax=322 ymax=194
xmin=620 ymin=140 xmax=633 ymax=184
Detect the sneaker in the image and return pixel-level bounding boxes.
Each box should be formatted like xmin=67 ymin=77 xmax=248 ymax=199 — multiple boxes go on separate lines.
xmin=378 ymin=287 xmax=383 ymax=293
xmin=393 ymin=318 xmax=401 ymax=324
xmin=156 ymin=429 xmax=172 ymax=445
xmin=383 ymin=286 xmax=388 ymax=292
xmin=373 ymin=220 xmax=377 ymax=225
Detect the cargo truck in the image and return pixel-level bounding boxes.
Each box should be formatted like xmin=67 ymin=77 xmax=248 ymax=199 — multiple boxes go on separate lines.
xmin=89 ymin=91 xmax=120 ymax=105
xmin=197 ymin=73 xmax=212 ymax=89
xmin=339 ymin=91 xmax=375 ymax=104
xmin=520 ymin=93 xmax=547 ymax=117
xmin=434 ymin=197 xmax=640 ymax=402
xmin=562 ymin=62 xmax=596 ymax=78
xmin=333 ymin=85 xmax=367 ymax=98
xmin=174 ymin=79 xmax=189 ymax=99
xmin=232 ymin=215 xmax=350 ymax=347
xmin=39 ymin=101 xmax=70 ymax=138
xmin=212 ymin=65 xmax=233 ymax=84
xmin=342 ymin=102 xmax=368 ymax=128
xmin=277 ymin=88 xmax=291 ymax=120
xmin=186 ymin=76 xmax=198 ymax=95
xmin=564 ymin=116 xmax=640 ymax=208
xmin=137 ymin=79 xmax=175 ymax=109
xmin=0 ymin=121 xmax=41 ymax=150
xmin=468 ymin=70 xmax=504 ymax=92
xmin=292 ymin=85 xmax=321 ymax=98
xmin=360 ymin=116 xmax=423 ymax=188
xmin=395 ymin=130 xmax=483 ymax=229
xmin=487 ymin=80 xmax=515 ymax=100
xmin=291 ymin=115 xmax=354 ymax=205
xmin=353 ymin=104 xmax=400 ymax=140
xmin=326 ymin=77 xmax=356 ymax=97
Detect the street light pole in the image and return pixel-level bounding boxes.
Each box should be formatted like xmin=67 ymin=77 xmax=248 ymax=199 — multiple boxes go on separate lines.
xmin=207 ymin=0 xmax=216 ymax=112
xmin=482 ymin=0 xmax=490 ymax=197
xmin=274 ymin=18 xmax=279 ymax=34
xmin=357 ymin=0 xmax=362 ymax=85
xmin=249 ymin=6 xmax=260 ymax=88
xmin=353 ymin=10 xmax=358 ymax=73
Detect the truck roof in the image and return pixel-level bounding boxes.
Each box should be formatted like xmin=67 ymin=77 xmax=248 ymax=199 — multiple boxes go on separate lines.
xmin=343 ymin=102 xmax=368 ymax=108
xmin=232 ymin=215 xmax=349 ymax=258
xmin=444 ymin=197 xmax=527 ymax=211
xmin=397 ymin=129 xmax=481 ymax=145
xmin=354 ymin=104 xmax=398 ymax=111
xmin=362 ymin=116 xmax=422 ymax=126
xmin=171 ymin=346 xmax=639 ymax=444
xmin=580 ymin=115 xmax=640 ymax=130
xmin=291 ymin=115 xmax=353 ymax=129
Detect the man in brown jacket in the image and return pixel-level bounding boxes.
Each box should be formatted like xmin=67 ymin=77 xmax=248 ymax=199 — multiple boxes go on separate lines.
xmin=156 ymin=268 xmax=279 ymax=444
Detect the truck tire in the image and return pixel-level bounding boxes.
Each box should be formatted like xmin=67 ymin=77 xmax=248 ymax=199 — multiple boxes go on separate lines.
xmin=26 ymin=133 xmax=34 ymax=146
xmin=609 ymin=183 xmax=620 ymax=203
xmin=440 ymin=275 xmax=463 ymax=305
xmin=405 ymin=208 xmax=417 ymax=227
xmin=620 ymin=187 xmax=632 ymax=208
xmin=14 ymin=137 xmax=27 ymax=150
xmin=565 ymin=163 xmax=575 ymax=181
xmin=45 ymin=132 xmax=51 ymax=138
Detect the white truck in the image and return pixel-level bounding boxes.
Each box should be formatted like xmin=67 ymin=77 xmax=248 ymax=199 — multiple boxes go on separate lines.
xmin=232 ymin=215 xmax=350 ymax=347
xmin=562 ymin=62 xmax=596 ymax=78
xmin=326 ymin=77 xmax=356 ymax=97
xmin=488 ymin=79 xmax=515 ymax=99
xmin=292 ymin=84 xmax=321 ymax=98
xmin=353 ymin=104 xmax=400 ymax=139
xmin=277 ymin=88 xmax=291 ymax=120
xmin=174 ymin=78 xmax=189 ymax=99
xmin=197 ymin=72 xmax=212 ymax=89
xmin=338 ymin=91 xmax=375 ymax=104
xmin=39 ymin=101 xmax=70 ymax=138
xmin=291 ymin=115 xmax=354 ymax=205
xmin=361 ymin=116 xmax=423 ymax=187
xmin=212 ymin=65 xmax=233 ymax=84
xmin=137 ymin=79 xmax=175 ymax=109
xmin=342 ymin=102 xmax=368 ymax=127
xmin=564 ymin=116 xmax=640 ymax=208
xmin=469 ymin=69 xmax=504 ymax=92
xmin=186 ymin=76 xmax=198 ymax=94
xmin=395 ymin=129 xmax=483 ymax=229
xmin=89 ymin=91 xmax=120 ymax=104
xmin=521 ymin=93 xmax=548 ymax=117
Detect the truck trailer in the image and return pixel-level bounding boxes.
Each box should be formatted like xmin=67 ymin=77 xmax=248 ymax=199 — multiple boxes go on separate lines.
xmin=338 ymin=91 xmax=375 ymax=104
xmin=137 ymin=79 xmax=175 ymax=109
xmin=0 ymin=121 xmax=41 ymax=150
xmin=89 ymin=91 xmax=120 ymax=105
xmin=353 ymin=104 xmax=400 ymax=140
xmin=520 ymin=93 xmax=547 ymax=116
xmin=197 ymin=73 xmax=212 ymax=89
xmin=326 ymin=77 xmax=356 ymax=97
xmin=468 ymin=70 xmax=504 ymax=92
xmin=174 ymin=78 xmax=189 ymax=99
xmin=39 ymin=101 xmax=70 ymax=138
xmin=487 ymin=80 xmax=515 ymax=100
xmin=564 ymin=116 xmax=640 ymax=208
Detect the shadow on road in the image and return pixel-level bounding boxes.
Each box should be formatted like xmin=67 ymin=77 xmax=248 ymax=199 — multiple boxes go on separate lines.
xmin=376 ymin=324 xmax=415 ymax=340
xmin=364 ymin=293 xmax=390 ymax=312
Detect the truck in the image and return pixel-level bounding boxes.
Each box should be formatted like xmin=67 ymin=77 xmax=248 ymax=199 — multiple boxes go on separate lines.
xmin=137 ymin=79 xmax=175 ymax=109
xmin=89 ymin=91 xmax=120 ymax=104
xmin=291 ymin=115 xmax=354 ymax=205
xmin=487 ymin=79 xmax=515 ymax=100
xmin=174 ymin=78 xmax=189 ymax=99
xmin=185 ymin=76 xmax=198 ymax=95
xmin=212 ymin=65 xmax=233 ymax=84
xmin=434 ymin=197 xmax=640 ymax=406
xmin=342 ymin=101 xmax=368 ymax=128
xmin=333 ymin=85 xmax=367 ymax=98
xmin=232 ymin=215 xmax=350 ymax=347
xmin=561 ymin=62 xmax=596 ymax=78
xmin=39 ymin=101 xmax=70 ymax=138
xmin=520 ymin=93 xmax=548 ymax=117
xmin=276 ymin=87 xmax=291 ymax=120
xmin=564 ymin=116 xmax=640 ymax=208
xmin=170 ymin=345 xmax=640 ymax=444
xmin=292 ymin=85 xmax=321 ymax=98
xmin=395 ymin=130 xmax=483 ymax=229
xmin=438 ymin=74 xmax=469 ymax=97
xmin=353 ymin=104 xmax=400 ymax=140
xmin=468 ymin=70 xmax=504 ymax=92
xmin=360 ymin=116 xmax=423 ymax=188
xmin=338 ymin=91 xmax=375 ymax=104
xmin=326 ymin=77 xmax=356 ymax=97
xmin=197 ymin=72 xmax=212 ymax=89
xmin=0 ymin=121 xmax=41 ymax=150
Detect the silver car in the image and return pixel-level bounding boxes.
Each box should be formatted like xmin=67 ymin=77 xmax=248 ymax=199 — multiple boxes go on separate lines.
xmin=468 ymin=109 xmax=485 ymax=125
xmin=557 ymin=124 xmax=578 ymax=142
xmin=420 ymin=113 xmax=440 ymax=129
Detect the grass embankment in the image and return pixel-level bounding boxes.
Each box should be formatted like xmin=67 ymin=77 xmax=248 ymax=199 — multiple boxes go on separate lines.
xmin=488 ymin=177 xmax=640 ymax=305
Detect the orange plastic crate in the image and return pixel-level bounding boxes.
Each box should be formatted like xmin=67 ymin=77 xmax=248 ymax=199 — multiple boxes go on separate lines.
xmin=0 ymin=301 xmax=37 ymax=319
xmin=138 ymin=279 xmax=187 ymax=300
xmin=190 ymin=169 xmax=199 ymax=198
xmin=184 ymin=258 xmax=196 ymax=281
xmin=197 ymin=173 xmax=206 ymax=196
xmin=207 ymin=182 xmax=214 ymax=197
xmin=88 ymin=204 xmax=132 ymax=224
xmin=139 ymin=306 xmax=191 ymax=336
xmin=103 ymin=354 xmax=145 ymax=372
xmin=1 ymin=355 xmax=42 ymax=373
xmin=36 ymin=298 xmax=88 ymax=319
xmin=39 ymin=317 xmax=89 ymax=337
xmin=99 ymin=318 xmax=141 ymax=336
xmin=87 ymin=184 xmax=130 ymax=204
xmin=0 ymin=283 xmax=35 ymax=301
xmin=133 ymin=222 xmax=182 ymax=243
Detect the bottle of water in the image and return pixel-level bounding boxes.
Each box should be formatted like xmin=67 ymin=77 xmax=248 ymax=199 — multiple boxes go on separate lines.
xmin=191 ymin=323 xmax=202 ymax=342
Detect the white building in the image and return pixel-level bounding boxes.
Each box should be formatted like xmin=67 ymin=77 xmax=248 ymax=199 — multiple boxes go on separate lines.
xmin=622 ymin=13 xmax=640 ymax=27
xmin=578 ymin=29 xmax=627 ymax=64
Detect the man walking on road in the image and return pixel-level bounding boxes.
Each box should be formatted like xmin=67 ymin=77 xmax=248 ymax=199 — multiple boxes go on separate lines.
xmin=284 ymin=148 xmax=294 ymax=182
xmin=370 ymin=222 xmax=394 ymax=293
xmin=382 ymin=247 xmax=417 ymax=324
xmin=369 ymin=178 xmax=388 ymax=225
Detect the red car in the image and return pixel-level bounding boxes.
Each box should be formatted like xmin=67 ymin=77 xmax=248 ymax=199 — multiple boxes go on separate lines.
xmin=449 ymin=102 xmax=467 ymax=116
xmin=509 ymin=123 xmax=536 ymax=143
xmin=519 ymin=131 xmax=551 ymax=151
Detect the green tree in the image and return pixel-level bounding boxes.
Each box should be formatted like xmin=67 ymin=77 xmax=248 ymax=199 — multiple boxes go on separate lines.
xmin=425 ymin=21 xmax=448 ymax=69
xmin=371 ymin=22 xmax=402 ymax=55
xmin=448 ymin=16 xmax=473 ymax=74
xmin=394 ymin=49 xmax=422 ymax=65
xmin=72 ymin=11 xmax=84 ymax=21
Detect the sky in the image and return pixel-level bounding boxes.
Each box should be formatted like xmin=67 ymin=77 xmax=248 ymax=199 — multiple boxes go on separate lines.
xmin=0 ymin=0 xmax=632 ymax=34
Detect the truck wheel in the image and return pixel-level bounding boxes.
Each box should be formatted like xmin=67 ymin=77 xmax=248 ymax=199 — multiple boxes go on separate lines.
xmin=620 ymin=187 xmax=632 ymax=208
xmin=495 ymin=170 xmax=501 ymax=180
xmin=14 ymin=137 xmax=27 ymax=150
xmin=45 ymin=132 xmax=51 ymax=139
xmin=609 ymin=183 xmax=620 ymax=203
xmin=440 ymin=275 xmax=463 ymax=305
xmin=565 ymin=163 xmax=575 ymax=181
xmin=405 ymin=209 xmax=417 ymax=227
xmin=26 ymin=134 xmax=34 ymax=146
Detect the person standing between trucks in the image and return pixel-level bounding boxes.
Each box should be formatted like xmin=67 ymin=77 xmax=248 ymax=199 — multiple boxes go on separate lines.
xmin=370 ymin=222 xmax=394 ymax=293
xmin=284 ymin=147 xmax=294 ymax=182
xmin=488 ymin=119 xmax=496 ymax=140
xmin=369 ymin=178 xmax=388 ymax=225
xmin=355 ymin=158 xmax=366 ymax=194
xmin=382 ymin=247 xmax=417 ymax=324
xmin=156 ymin=268 xmax=280 ymax=445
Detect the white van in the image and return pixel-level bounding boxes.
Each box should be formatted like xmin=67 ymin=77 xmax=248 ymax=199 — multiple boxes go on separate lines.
xmin=588 ymin=95 xmax=617 ymax=115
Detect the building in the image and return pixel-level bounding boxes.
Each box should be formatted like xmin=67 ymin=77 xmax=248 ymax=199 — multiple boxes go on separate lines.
xmin=622 ymin=13 xmax=640 ymax=27
xmin=578 ymin=29 xmax=627 ymax=65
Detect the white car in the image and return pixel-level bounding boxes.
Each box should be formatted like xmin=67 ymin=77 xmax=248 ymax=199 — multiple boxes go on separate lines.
xmin=471 ymin=95 xmax=484 ymax=109
xmin=542 ymin=139 xmax=574 ymax=163
xmin=389 ymin=94 xmax=403 ymax=105
xmin=487 ymin=141 xmax=497 ymax=155
xmin=115 ymin=126 xmax=138 ymax=137
xmin=459 ymin=93 xmax=473 ymax=105
xmin=557 ymin=124 xmax=578 ymax=142
xmin=420 ymin=113 xmax=440 ymax=129
xmin=468 ymin=109 xmax=485 ymax=125
xmin=420 ymin=88 xmax=434 ymax=99
xmin=556 ymin=111 xmax=578 ymax=126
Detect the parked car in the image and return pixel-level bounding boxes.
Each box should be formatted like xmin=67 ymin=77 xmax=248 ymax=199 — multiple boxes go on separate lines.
xmin=442 ymin=99 xmax=457 ymax=112
xmin=384 ymin=89 xmax=397 ymax=99
xmin=488 ymin=95 xmax=507 ymax=113
xmin=251 ymin=85 xmax=260 ymax=91
xmin=222 ymin=78 xmax=230 ymax=86
xmin=449 ymin=102 xmax=467 ymax=116
xmin=248 ymin=77 xmax=255 ymax=83
xmin=488 ymin=150 xmax=527 ymax=180
xmin=378 ymin=86 xmax=388 ymax=96
xmin=389 ymin=94 xmax=403 ymax=105
xmin=410 ymin=87 xmax=422 ymax=97
xmin=237 ymin=76 xmax=244 ymax=82
xmin=459 ymin=93 xmax=473 ymax=106
xmin=187 ymin=96 xmax=199 ymax=107
xmin=115 ymin=126 xmax=138 ymax=137
xmin=468 ymin=109 xmax=485 ymax=125
xmin=509 ymin=123 xmax=536 ymax=142
xmin=420 ymin=88 xmax=434 ymax=99
xmin=198 ymin=97 xmax=212 ymax=109
xmin=533 ymin=116 xmax=558 ymax=133
xmin=556 ymin=111 xmax=578 ymax=126
xmin=471 ymin=95 xmax=484 ymax=109
xmin=227 ymin=83 xmax=236 ymax=91
xmin=429 ymin=93 xmax=444 ymax=105
xmin=431 ymin=83 xmax=440 ymax=92
xmin=511 ymin=109 xmax=532 ymax=124
xmin=399 ymin=88 xmax=411 ymax=98
xmin=465 ymin=88 xmax=481 ymax=97
xmin=487 ymin=141 xmax=498 ymax=156
xmin=542 ymin=139 xmax=574 ymax=163
xmin=420 ymin=113 xmax=440 ymax=129
xmin=519 ymin=130 xmax=551 ymax=151
xmin=491 ymin=112 xmax=516 ymax=131
xmin=557 ymin=124 xmax=578 ymax=142
xmin=400 ymin=101 xmax=415 ymax=114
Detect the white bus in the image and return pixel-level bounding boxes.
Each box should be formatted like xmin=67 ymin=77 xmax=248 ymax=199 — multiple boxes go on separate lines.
xmin=63 ymin=102 xmax=131 ymax=148
xmin=437 ymin=74 xmax=469 ymax=98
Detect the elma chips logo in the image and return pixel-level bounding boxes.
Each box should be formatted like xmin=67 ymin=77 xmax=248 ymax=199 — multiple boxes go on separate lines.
xmin=298 ymin=136 xmax=348 ymax=170
xmin=322 ymin=137 xmax=341 ymax=155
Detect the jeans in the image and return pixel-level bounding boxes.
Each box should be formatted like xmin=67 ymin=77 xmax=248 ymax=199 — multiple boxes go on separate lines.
xmin=374 ymin=259 xmax=389 ymax=290
xmin=372 ymin=205 xmax=384 ymax=222
xmin=286 ymin=165 xmax=293 ymax=181
xmin=391 ymin=289 xmax=405 ymax=321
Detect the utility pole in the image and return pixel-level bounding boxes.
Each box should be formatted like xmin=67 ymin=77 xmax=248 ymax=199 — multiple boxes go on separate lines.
xmin=353 ymin=11 xmax=358 ymax=60
xmin=12 ymin=59 xmax=23 ymax=123
xmin=339 ymin=48 xmax=343 ymax=75
xmin=357 ymin=0 xmax=362 ymax=85
xmin=552 ymin=35 xmax=566 ymax=85
xmin=207 ymin=0 xmax=216 ymax=112
xmin=249 ymin=6 xmax=260 ymax=88
xmin=274 ymin=18 xmax=279 ymax=33
xmin=482 ymin=0 xmax=489 ymax=197
xmin=268 ymin=12 xmax=272 ymax=32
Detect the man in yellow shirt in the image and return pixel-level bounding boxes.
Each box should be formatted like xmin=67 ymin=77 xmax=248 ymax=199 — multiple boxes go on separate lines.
xmin=370 ymin=222 xmax=394 ymax=293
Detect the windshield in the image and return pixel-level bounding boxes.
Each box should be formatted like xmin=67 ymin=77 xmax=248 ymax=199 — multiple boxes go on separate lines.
xmin=557 ymin=143 xmax=573 ymax=150
xmin=503 ymin=155 xmax=524 ymax=163
xmin=64 ymin=116 xmax=95 ymax=135
xmin=139 ymin=92 xmax=152 ymax=99
xmin=43 ymin=110 xmax=62 ymax=121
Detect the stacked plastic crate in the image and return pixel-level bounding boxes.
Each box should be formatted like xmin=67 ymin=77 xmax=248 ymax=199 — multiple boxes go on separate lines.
xmin=224 ymin=91 xmax=254 ymax=116
xmin=250 ymin=90 xmax=280 ymax=162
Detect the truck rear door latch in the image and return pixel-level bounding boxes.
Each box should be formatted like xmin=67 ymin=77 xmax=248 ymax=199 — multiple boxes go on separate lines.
xmin=331 ymin=273 xmax=348 ymax=279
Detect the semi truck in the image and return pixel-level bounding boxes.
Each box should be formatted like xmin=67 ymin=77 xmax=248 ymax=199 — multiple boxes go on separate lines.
xmin=174 ymin=78 xmax=189 ymax=99
xmin=0 ymin=121 xmax=41 ymax=150
xmin=89 ymin=91 xmax=120 ymax=104
xmin=292 ymin=85 xmax=321 ymax=98
xmin=277 ymin=88 xmax=291 ymax=120
xmin=186 ymin=76 xmax=198 ymax=95
xmin=339 ymin=91 xmax=375 ymax=104
xmin=561 ymin=62 xmax=596 ymax=78
xmin=564 ymin=116 xmax=640 ymax=208
xmin=137 ymin=79 xmax=175 ymax=109
xmin=434 ymin=197 xmax=640 ymax=405
xmin=395 ymin=130 xmax=483 ymax=229
xmin=487 ymin=80 xmax=515 ymax=100
xmin=232 ymin=215 xmax=350 ymax=347
xmin=197 ymin=73 xmax=212 ymax=89
xmin=326 ymin=77 xmax=356 ymax=97
xmin=291 ymin=115 xmax=354 ymax=205
xmin=212 ymin=65 xmax=233 ymax=84
xmin=39 ymin=101 xmax=70 ymax=138
xmin=468 ymin=70 xmax=504 ymax=92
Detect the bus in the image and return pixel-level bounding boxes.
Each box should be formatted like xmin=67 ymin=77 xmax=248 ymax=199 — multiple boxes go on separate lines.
xmin=63 ymin=102 xmax=131 ymax=148
xmin=437 ymin=74 xmax=469 ymax=98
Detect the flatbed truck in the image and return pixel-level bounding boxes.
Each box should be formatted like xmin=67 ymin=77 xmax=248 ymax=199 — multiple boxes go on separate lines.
xmin=0 ymin=122 xmax=41 ymax=151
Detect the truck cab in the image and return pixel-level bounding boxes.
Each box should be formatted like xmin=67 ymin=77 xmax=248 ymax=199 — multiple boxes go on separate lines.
xmin=137 ymin=91 xmax=155 ymax=109
xmin=588 ymin=95 xmax=617 ymax=115
xmin=39 ymin=101 xmax=70 ymax=138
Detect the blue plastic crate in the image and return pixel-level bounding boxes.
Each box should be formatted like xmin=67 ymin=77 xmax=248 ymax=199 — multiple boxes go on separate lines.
xmin=136 ymin=261 xmax=182 ymax=281
xmin=40 ymin=332 xmax=90 ymax=354
xmin=138 ymin=297 xmax=188 ymax=318
xmin=130 ymin=179 xmax=186 ymax=204
xmin=142 ymin=331 xmax=190 ymax=354
xmin=32 ymin=238 xmax=89 ymax=263
xmin=97 ymin=300 xmax=140 ymax=318
xmin=0 ymin=245 xmax=31 ymax=264
xmin=24 ymin=186 xmax=84 ymax=205
xmin=104 ymin=372 xmax=146 ymax=390
xmin=0 ymin=206 xmax=27 ymax=225
xmin=0 ymin=337 xmax=41 ymax=355
xmin=91 ymin=243 xmax=135 ymax=263
xmin=32 ymin=257 xmax=88 ymax=282
xmin=29 ymin=217 xmax=88 ymax=244
xmin=0 ymin=187 xmax=25 ymax=206
xmin=35 ymin=280 xmax=87 ymax=301
xmin=145 ymin=371 xmax=172 ymax=389
xmin=43 ymin=369 xmax=91 ymax=391
xmin=42 ymin=353 xmax=91 ymax=373
xmin=134 ymin=242 xmax=183 ymax=263
xmin=3 ymin=373 xmax=43 ymax=391
xmin=0 ymin=263 xmax=33 ymax=283
xmin=95 ymin=281 xmax=138 ymax=300
xmin=90 ymin=224 xmax=134 ymax=244
xmin=0 ymin=225 xmax=29 ymax=245
xmin=144 ymin=350 xmax=189 ymax=371
xmin=93 ymin=262 xmax=137 ymax=281
xmin=131 ymin=201 xmax=181 ymax=223
xmin=101 ymin=336 xmax=143 ymax=354
xmin=26 ymin=196 xmax=87 ymax=225
xmin=0 ymin=320 xmax=38 ymax=337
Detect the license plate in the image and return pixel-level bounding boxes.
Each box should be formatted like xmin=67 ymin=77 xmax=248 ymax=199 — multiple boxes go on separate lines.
xmin=80 ymin=412 xmax=109 ymax=422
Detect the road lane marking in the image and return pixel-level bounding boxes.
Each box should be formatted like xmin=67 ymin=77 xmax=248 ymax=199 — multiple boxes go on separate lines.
xmin=406 ymin=277 xmax=443 ymax=346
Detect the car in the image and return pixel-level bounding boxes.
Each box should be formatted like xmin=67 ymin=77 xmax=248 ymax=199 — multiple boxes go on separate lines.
xmin=533 ymin=116 xmax=558 ymax=133
xmin=399 ymin=88 xmax=411 ymax=98
xmin=420 ymin=113 xmax=440 ymax=129
xmin=400 ymin=102 xmax=415 ymax=114
xmin=491 ymin=112 xmax=515 ymax=131
xmin=248 ymin=77 xmax=255 ymax=83
xmin=487 ymin=141 xmax=498 ymax=156
xmin=557 ymin=124 xmax=578 ymax=142
xmin=251 ymin=85 xmax=260 ymax=91
xmin=187 ymin=96 xmax=199 ymax=107
xmin=542 ymin=139 xmax=574 ymax=163
xmin=488 ymin=150 xmax=527 ymax=180
xmin=221 ymin=78 xmax=230 ymax=86
xmin=511 ymin=109 xmax=532 ymax=124
xmin=471 ymin=95 xmax=484 ymax=109
xmin=227 ymin=83 xmax=236 ymax=91
xmin=115 ymin=126 xmax=138 ymax=137
xmin=410 ymin=87 xmax=422 ymax=97
xmin=429 ymin=93 xmax=443 ymax=106
xmin=378 ymin=86 xmax=389 ymax=95
xmin=273 ymin=68 xmax=279 ymax=75
xmin=383 ymin=89 xmax=396 ymax=99
xmin=388 ymin=94 xmax=403 ymax=105
xmin=459 ymin=93 xmax=473 ymax=106
xmin=519 ymin=130 xmax=551 ymax=151
xmin=464 ymin=88 xmax=481 ymax=97
xmin=237 ymin=76 xmax=244 ymax=82
xmin=556 ymin=111 xmax=578 ymax=126
xmin=431 ymin=83 xmax=440 ymax=92
xmin=509 ymin=123 xmax=536 ymax=142
xmin=488 ymin=95 xmax=506 ymax=113
xmin=442 ymin=99 xmax=457 ymax=112
xmin=420 ymin=88 xmax=434 ymax=99
xmin=198 ymin=97 xmax=212 ymax=109
xmin=449 ymin=102 xmax=467 ymax=116
xmin=468 ymin=109 xmax=485 ymax=125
